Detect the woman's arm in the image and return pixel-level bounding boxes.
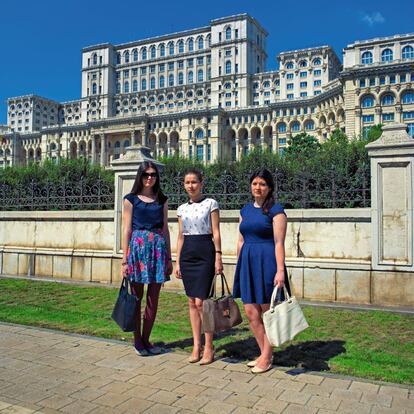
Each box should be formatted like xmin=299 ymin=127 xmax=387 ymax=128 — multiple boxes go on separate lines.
xmin=121 ymin=199 xmax=133 ymax=278
xmin=236 ymin=216 xmax=244 ymax=259
xmin=163 ymin=202 xmax=173 ymax=276
xmin=175 ymin=217 xmax=184 ymax=279
xmin=211 ymin=209 xmax=223 ymax=274
xmin=273 ymin=213 xmax=287 ymax=288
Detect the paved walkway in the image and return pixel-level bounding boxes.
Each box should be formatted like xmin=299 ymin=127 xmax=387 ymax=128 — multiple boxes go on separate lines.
xmin=0 ymin=323 xmax=412 ymax=414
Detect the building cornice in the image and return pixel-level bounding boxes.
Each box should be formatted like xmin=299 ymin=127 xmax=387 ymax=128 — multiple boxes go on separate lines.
xmin=340 ymin=61 xmax=414 ymax=79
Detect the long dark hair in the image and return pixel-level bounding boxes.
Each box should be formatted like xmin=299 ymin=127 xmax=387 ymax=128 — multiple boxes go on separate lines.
xmin=130 ymin=161 xmax=167 ymax=204
xmin=250 ymin=168 xmax=275 ymax=215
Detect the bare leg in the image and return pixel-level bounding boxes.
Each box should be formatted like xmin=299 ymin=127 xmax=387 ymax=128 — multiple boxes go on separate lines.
xmin=131 ymin=282 xmax=145 ymax=349
xmin=195 ymin=298 xmax=214 ymax=362
xmin=244 ymin=303 xmax=272 ymax=369
xmin=188 ymin=297 xmax=202 ymax=359
xmin=142 ymin=283 xmax=162 ymax=348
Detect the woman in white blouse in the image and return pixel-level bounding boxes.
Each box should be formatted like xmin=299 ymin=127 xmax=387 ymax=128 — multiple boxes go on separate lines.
xmin=175 ymin=168 xmax=223 ymax=365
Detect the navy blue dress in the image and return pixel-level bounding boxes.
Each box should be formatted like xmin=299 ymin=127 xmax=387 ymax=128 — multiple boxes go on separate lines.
xmin=233 ymin=202 xmax=290 ymax=304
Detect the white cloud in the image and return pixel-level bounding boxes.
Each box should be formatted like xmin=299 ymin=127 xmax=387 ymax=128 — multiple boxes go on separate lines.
xmin=360 ymin=11 xmax=385 ymax=26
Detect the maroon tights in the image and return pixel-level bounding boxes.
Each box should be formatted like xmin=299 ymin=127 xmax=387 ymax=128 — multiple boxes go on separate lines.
xmin=130 ymin=282 xmax=162 ymax=349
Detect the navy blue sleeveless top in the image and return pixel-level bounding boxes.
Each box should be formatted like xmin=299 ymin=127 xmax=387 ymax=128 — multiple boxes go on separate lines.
xmin=124 ymin=193 xmax=165 ymax=231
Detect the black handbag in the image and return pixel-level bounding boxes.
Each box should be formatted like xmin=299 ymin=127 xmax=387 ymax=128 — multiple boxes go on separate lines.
xmin=202 ymin=273 xmax=243 ymax=333
xmin=111 ymin=278 xmax=139 ymax=332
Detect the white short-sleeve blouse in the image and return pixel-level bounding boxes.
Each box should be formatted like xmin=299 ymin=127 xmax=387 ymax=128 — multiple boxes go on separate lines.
xmin=177 ymin=197 xmax=219 ymax=235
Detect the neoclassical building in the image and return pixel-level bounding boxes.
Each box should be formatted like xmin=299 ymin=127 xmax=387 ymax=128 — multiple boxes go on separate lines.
xmin=1 ymin=14 xmax=414 ymax=168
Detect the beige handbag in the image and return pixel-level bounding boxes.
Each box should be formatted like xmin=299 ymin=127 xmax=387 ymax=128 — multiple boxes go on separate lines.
xmin=263 ymin=286 xmax=309 ymax=347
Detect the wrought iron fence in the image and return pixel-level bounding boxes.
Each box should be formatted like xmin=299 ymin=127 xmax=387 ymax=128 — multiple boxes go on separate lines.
xmin=0 ymin=178 xmax=114 ymax=211
xmin=0 ymin=169 xmax=370 ymax=211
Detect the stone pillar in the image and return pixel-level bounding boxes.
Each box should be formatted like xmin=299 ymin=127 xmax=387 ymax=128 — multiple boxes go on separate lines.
xmin=366 ymin=123 xmax=414 ymax=307
xmin=395 ymin=105 xmax=402 ymax=123
xmin=375 ymin=107 xmax=382 ymax=124
xmin=100 ymin=133 xmax=106 ymax=167
xmin=203 ymin=139 xmax=208 ymax=163
xmin=166 ymin=136 xmax=171 ymax=157
xmin=155 ymin=135 xmax=160 ymax=158
xmin=354 ymin=109 xmax=362 ymax=137
xmin=235 ymin=137 xmax=240 ymax=161
xmin=91 ymin=136 xmax=96 ymax=163
xmin=130 ymin=130 xmax=136 ymax=146
xmin=247 ymin=130 xmax=252 ymax=152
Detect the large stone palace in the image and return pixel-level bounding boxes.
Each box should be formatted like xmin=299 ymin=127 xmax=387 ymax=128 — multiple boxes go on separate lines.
xmin=1 ymin=14 xmax=414 ymax=168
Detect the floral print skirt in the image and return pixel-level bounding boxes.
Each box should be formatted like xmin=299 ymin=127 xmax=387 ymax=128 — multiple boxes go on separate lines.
xmin=127 ymin=229 xmax=169 ymax=284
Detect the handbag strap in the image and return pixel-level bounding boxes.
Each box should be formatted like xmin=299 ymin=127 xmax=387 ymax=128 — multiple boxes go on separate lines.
xmin=208 ymin=272 xmax=231 ymax=299
xmin=270 ymin=285 xmax=291 ymax=310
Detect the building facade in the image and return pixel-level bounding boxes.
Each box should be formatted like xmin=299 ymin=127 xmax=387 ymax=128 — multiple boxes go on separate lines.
xmin=1 ymin=14 xmax=414 ymax=169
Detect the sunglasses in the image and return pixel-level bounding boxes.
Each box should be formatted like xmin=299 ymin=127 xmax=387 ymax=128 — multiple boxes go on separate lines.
xmin=142 ymin=172 xmax=158 ymax=179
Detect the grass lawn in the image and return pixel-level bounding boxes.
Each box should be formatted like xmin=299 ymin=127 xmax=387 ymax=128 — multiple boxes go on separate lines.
xmin=0 ymin=277 xmax=413 ymax=385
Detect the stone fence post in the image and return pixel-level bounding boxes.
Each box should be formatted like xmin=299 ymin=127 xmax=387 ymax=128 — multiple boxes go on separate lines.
xmin=110 ymin=145 xmax=163 ymax=256
xmin=366 ymin=123 xmax=414 ymax=306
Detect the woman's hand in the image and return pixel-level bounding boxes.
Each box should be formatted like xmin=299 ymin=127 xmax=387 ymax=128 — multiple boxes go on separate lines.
xmin=121 ymin=263 xmax=129 ymax=278
xmin=215 ymin=256 xmax=223 ymax=275
xmin=175 ymin=264 xmax=182 ymax=279
xmin=274 ymin=270 xmax=285 ymax=288
xmin=166 ymin=260 xmax=173 ymax=276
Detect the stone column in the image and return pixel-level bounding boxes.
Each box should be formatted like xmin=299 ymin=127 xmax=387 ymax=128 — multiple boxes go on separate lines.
xmin=130 ymin=130 xmax=136 ymax=146
xmin=235 ymin=137 xmax=240 ymax=161
xmin=375 ymin=107 xmax=382 ymax=124
xmin=100 ymin=133 xmax=106 ymax=167
xmin=354 ymin=109 xmax=362 ymax=137
xmin=155 ymin=135 xmax=160 ymax=158
xmin=395 ymin=105 xmax=402 ymax=123
xmin=166 ymin=135 xmax=171 ymax=157
xmin=247 ymin=130 xmax=252 ymax=152
xmin=203 ymin=139 xmax=208 ymax=163
xmin=91 ymin=136 xmax=96 ymax=163
xmin=366 ymin=123 xmax=414 ymax=307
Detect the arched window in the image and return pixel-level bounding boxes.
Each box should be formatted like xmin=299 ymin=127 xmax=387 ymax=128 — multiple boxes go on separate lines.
xmin=116 ymin=82 xmax=121 ymax=93
xmin=150 ymin=46 xmax=156 ymax=59
xmin=116 ymin=53 xmax=121 ymax=64
xmin=132 ymin=80 xmax=138 ymax=92
xmin=141 ymin=79 xmax=147 ymax=91
xmin=381 ymin=94 xmax=395 ymax=106
xmin=361 ymin=95 xmax=375 ymax=108
xmin=178 ymin=72 xmax=184 ymax=85
xmin=263 ymin=81 xmax=270 ymax=88
xmin=195 ymin=129 xmax=204 ymax=139
xmin=224 ymin=82 xmax=231 ymax=89
xmin=124 ymin=51 xmax=129 ymax=63
xmin=286 ymin=61 xmax=294 ymax=69
xmin=124 ymin=81 xmax=129 ymax=93
xmin=278 ymin=123 xmax=286 ymax=133
xmin=124 ymin=140 xmax=130 ymax=147
xmin=178 ymin=40 xmax=184 ymax=53
xmin=133 ymin=49 xmax=138 ymax=61
xmin=168 ymin=74 xmax=174 ymax=87
xmin=92 ymin=53 xmax=98 ymax=65
xmin=197 ymin=36 xmax=204 ymax=50
xmin=167 ymin=93 xmax=174 ymax=100
xmin=159 ymin=75 xmax=165 ymax=88
xmin=150 ymin=77 xmax=155 ymax=89
xmin=299 ymin=60 xmax=307 ymax=67
xmin=305 ymin=120 xmax=314 ymax=130
xmin=188 ymin=38 xmax=194 ymax=52
xmin=361 ymin=51 xmax=373 ymax=65
xmin=207 ymin=34 xmax=211 ymax=47
xmin=197 ymin=69 xmax=203 ymax=82
xmin=313 ymin=58 xmax=321 ymax=65
xmin=158 ymin=95 xmax=164 ymax=102
xmin=402 ymin=91 xmax=414 ymax=104
xmin=159 ymin=44 xmax=165 ymax=57
xmin=225 ymin=27 xmax=231 ymax=40
xmin=402 ymin=45 xmax=414 ymax=60
xmin=92 ymin=83 xmax=97 ymax=94
xmin=225 ymin=60 xmax=231 ymax=74
xmin=188 ymin=71 xmax=193 ymax=84
xmin=292 ymin=121 xmax=300 ymax=132
xmin=168 ymin=42 xmax=174 ymax=55
xmin=381 ymin=49 xmax=393 ymax=62
xmin=115 ymin=141 xmax=121 ymax=148
xmin=141 ymin=47 xmax=147 ymax=60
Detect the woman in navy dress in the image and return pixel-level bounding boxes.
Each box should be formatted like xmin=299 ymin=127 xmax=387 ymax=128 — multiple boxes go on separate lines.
xmin=233 ymin=168 xmax=290 ymax=374
xmin=122 ymin=161 xmax=173 ymax=356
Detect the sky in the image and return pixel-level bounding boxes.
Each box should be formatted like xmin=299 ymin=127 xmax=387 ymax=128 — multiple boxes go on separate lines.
xmin=1 ymin=0 xmax=413 ymax=124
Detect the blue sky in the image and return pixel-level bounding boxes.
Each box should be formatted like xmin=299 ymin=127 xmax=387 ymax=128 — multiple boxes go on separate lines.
xmin=1 ymin=0 xmax=413 ymax=124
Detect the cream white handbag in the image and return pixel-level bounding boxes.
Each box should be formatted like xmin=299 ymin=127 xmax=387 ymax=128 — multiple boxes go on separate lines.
xmin=263 ymin=286 xmax=309 ymax=347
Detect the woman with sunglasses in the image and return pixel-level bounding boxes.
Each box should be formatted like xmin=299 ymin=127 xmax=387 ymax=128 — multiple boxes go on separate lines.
xmin=122 ymin=161 xmax=173 ymax=356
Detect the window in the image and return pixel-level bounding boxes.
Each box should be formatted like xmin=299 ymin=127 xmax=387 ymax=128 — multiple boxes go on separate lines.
xmin=407 ymin=123 xmax=414 ymax=138
xmin=92 ymin=53 xmax=98 ymax=65
xmin=197 ymin=69 xmax=203 ymax=82
xmin=168 ymin=62 xmax=174 ymax=71
xmin=382 ymin=113 xmax=395 ymax=122
xmin=160 ymin=44 xmax=165 ymax=57
xmin=178 ymin=72 xmax=184 ymax=85
xmin=142 ymin=48 xmax=147 ymax=60
xmin=263 ymin=81 xmax=270 ymax=88
xmin=168 ymin=74 xmax=174 ymax=87
xmin=300 ymin=92 xmax=307 ymax=97
xmin=225 ymin=60 xmax=231 ymax=74
xmin=286 ymin=61 xmax=294 ymax=69
xmin=300 ymin=81 xmax=307 ymax=88
xmin=381 ymin=48 xmax=393 ymax=62
xmin=132 ymin=68 xmax=138 ymax=76
xmin=369 ymin=78 xmax=376 ymax=86
xmin=313 ymin=58 xmax=321 ymax=65
xmin=141 ymin=67 xmax=146 ymax=75
xmin=400 ymin=74 xmax=406 ymax=83
xmin=305 ymin=120 xmax=314 ymax=130
xmin=133 ymin=80 xmax=138 ymax=92
xmin=403 ymin=111 xmax=414 ymax=120
xmin=159 ymin=63 xmax=165 ymax=72
xmin=198 ymin=36 xmax=204 ymax=50
xmin=188 ymin=38 xmax=194 ymax=52
xmin=380 ymin=76 xmax=385 ymax=85
xmin=197 ymin=57 xmax=204 ymax=65
xmin=168 ymin=42 xmax=174 ymax=55
xmin=299 ymin=60 xmax=307 ymax=68
xmin=116 ymin=53 xmax=121 ymax=64
xmin=292 ymin=121 xmax=300 ymax=132
xmin=225 ymin=101 xmax=232 ymax=107
xmin=116 ymin=83 xmax=121 ymax=93
xmin=133 ymin=49 xmax=138 ymax=61
xmin=381 ymin=94 xmax=395 ymax=105
xmin=178 ymin=60 xmax=184 ymax=69
xmin=150 ymin=77 xmax=155 ymax=89
xmin=390 ymin=75 xmax=396 ymax=84
xmin=141 ymin=79 xmax=147 ymax=91
xmin=287 ymin=93 xmax=294 ymax=99
xmin=188 ymin=71 xmax=193 ymax=83
xmin=287 ymin=73 xmax=294 ymax=79
xmin=178 ymin=40 xmax=184 ymax=53
xmin=225 ymin=27 xmax=231 ymax=40
xmin=300 ymin=71 xmax=307 ymax=78
xmin=278 ymin=123 xmax=286 ymax=133
xmin=123 ymin=69 xmax=129 ymax=77
xmin=187 ymin=58 xmax=194 ymax=68
xmin=314 ymin=80 xmax=321 ymax=86
xmin=361 ymin=95 xmax=375 ymax=108
xmin=314 ymin=69 xmax=321 ymax=76
xmin=196 ymin=145 xmax=203 ymax=160
xmin=92 ymin=83 xmax=97 ymax=95
xmin=362 ymin=115 xmax=374 ymax=123
xmin=402 ymin=91 xmax=414 ymax=104
xmin=124 ymin=81 xmax=129 ymax=93
xmin=402 ymin=45 xmax=414 ymax=60
xmin=287 ymin=83 xmax=294 ymax=90
xmin=361 ymin=51 xmax=373 ymax=65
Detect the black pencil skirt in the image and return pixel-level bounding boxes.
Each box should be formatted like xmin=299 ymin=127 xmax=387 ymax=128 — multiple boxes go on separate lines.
xmin=180 ymin=234 xmax=215 ymax=299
